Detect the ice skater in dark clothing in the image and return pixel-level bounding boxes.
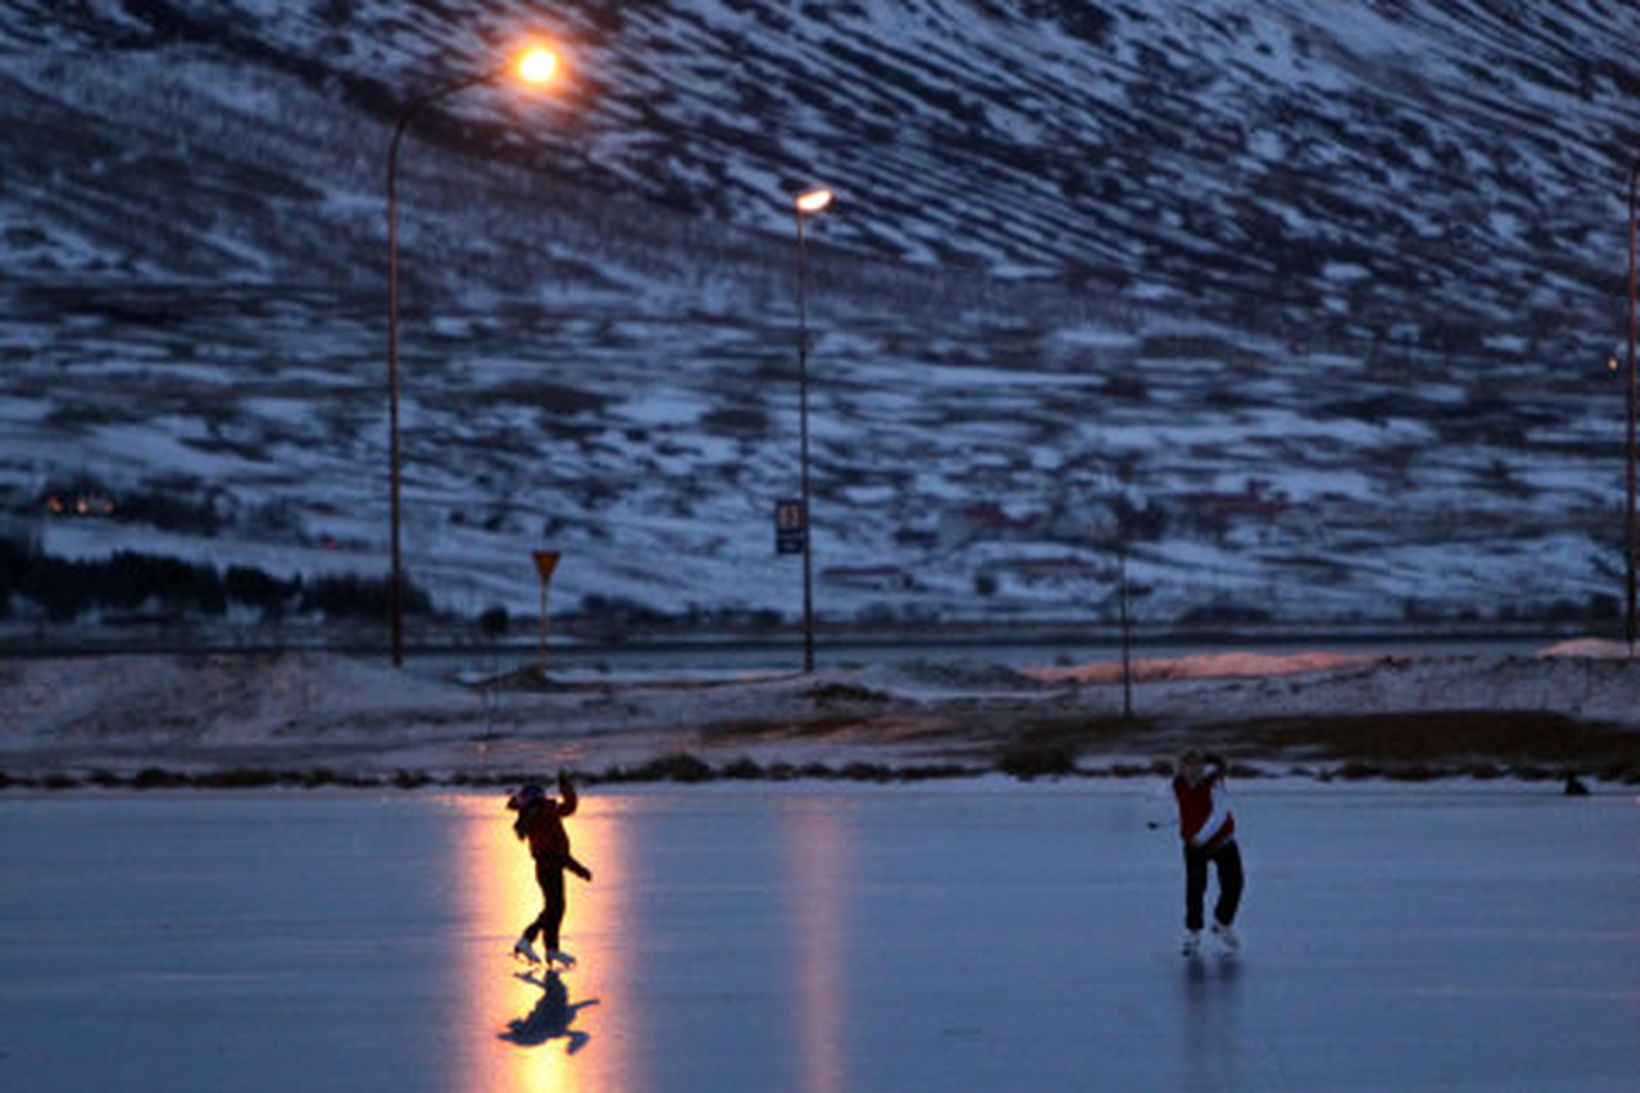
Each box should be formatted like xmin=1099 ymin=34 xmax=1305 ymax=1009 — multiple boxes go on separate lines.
xmin=1171 ymin=748 xmax=1244 ymax=956
xmin=508 ymin=771 xmax=593 ymax=969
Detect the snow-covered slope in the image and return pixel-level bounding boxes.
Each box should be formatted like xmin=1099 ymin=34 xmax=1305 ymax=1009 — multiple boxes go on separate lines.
xmin=2 ymin=1 xmax=1637 ymax=634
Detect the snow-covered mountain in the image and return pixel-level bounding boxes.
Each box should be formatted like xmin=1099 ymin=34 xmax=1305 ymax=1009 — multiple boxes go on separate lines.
xmin=3 ymin=0 xmax=1638 ymax=636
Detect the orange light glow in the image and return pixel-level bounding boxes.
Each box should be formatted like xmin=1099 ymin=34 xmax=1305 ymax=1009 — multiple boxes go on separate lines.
xmin=780 ymin=801 xmax=851 ymax=1093
xmin=796 ymin=188 xmax=834 ymax=214
xmin=516 ymin=46 xmax=560 ymax=86
xmin=446 ymin=793 xmax=638 ymax=1092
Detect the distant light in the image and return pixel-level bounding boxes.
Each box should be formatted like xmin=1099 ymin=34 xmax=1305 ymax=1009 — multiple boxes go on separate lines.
xmin=516 ymin=46 xmax=559 ymax=86
xmin=1610 ymin=357 xmax=1621 ymax=373
xmin=796 ymin=188 xmax=834 ymax=214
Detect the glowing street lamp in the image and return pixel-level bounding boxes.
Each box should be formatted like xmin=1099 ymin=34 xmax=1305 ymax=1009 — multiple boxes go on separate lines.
xmin=386 ymin=43 xmax=562 ymax=667
xmin=794 ymin=186 xmax=832 ymax=673
xmin=516 ymin=46 xmax=559 ymax=85
xmin=796 ymin=188 xmax=834 ymax=215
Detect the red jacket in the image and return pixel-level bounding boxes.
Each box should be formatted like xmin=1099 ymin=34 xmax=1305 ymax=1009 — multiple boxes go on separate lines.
xmin=515 ymin=782 xmax=578 ymax=863
xmin=1173 ymin=769 xmax=1235 ymax=852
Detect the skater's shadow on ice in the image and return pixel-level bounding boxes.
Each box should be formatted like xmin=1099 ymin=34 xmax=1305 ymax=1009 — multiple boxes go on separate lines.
xmin=498 ymin=970 xmax=600 ymax=1054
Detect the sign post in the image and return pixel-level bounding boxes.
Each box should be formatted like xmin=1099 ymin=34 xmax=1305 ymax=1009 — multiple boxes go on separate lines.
xmin=774 ymin=498 xmax=814 ymax=668
xmin=531 ymin=550 xmax=561 ymax=677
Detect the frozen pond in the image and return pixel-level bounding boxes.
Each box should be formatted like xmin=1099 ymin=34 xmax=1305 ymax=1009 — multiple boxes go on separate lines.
xmin=1 ymin=785 xmax=1637 ymax=1091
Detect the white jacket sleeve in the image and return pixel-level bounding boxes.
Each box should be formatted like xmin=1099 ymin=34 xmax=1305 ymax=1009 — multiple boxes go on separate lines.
xmin=1192 ymin=778 xmax=1231 ymax=847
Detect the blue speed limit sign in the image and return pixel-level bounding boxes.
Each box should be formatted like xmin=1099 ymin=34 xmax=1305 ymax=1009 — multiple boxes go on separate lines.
xmin=775 ymin=498 xmax=806 ymax=554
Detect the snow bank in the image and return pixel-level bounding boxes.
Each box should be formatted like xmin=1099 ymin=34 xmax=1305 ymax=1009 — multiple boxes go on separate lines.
xmin=3 ymin=640 xmax=1638 ymax=779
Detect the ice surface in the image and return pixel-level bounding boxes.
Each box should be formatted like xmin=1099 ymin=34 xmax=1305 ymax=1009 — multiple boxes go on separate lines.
xmin=1 ymin=786 xmax=1636 ymax=1091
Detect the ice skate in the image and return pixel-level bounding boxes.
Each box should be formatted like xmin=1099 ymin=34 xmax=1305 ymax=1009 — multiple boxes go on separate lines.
xmin=512 ymin=937 xmax=542 ymax=965
xmin=1181 ymin=929 xmax=1202 ymax=957
xmin=546 ymin=949 xmax=578 ymax=970
xmin=1211 ymin=921 xmax=1240 ymax=953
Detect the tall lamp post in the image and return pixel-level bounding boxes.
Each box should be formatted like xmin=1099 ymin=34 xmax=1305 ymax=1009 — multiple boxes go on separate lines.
xmin=1626 ymin=160 xmax=1638 ymax=656
xmin=794 ymin=187 xmax=833 ymax=674
xmin=386 ymin=44 xmax=560 ymax=667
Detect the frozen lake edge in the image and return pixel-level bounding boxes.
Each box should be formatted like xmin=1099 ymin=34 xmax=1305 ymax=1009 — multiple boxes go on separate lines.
xmin=5 ymin=646 xmax=1640 ymax=787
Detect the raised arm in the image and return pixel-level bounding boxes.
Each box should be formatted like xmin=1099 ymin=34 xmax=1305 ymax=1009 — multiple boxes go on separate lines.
xmin=556 ymin=772 xmax=578 ymax=817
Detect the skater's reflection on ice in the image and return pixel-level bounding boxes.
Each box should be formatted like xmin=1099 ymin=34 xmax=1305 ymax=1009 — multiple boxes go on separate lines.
xmin=1179 ymin=951 xmax=1245 ymax=1087
xmin=499 ymin=969 xmax=598 ymax=1053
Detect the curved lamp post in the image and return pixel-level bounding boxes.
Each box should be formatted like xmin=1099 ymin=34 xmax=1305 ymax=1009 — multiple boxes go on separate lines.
xmin=794 ymin=187 xmax=832 ymax=674
xmin=386 ymin=45 xmax=560 ymax=667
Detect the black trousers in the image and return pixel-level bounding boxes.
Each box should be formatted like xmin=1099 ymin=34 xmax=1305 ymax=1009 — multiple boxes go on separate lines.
xmin=1183 ymin=840 xmax=1244 ymax=931
xmin=524 ymin=860 xmax=567 ymax=951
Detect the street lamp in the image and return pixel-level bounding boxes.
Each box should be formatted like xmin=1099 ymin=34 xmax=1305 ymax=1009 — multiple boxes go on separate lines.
xmin=794 ymin=187 xmax=832 ymax=674
xmin=386 ymin=43 xmax=560 ymax=667
xmin=1623 ymin=162 xmax=1640 ymax=655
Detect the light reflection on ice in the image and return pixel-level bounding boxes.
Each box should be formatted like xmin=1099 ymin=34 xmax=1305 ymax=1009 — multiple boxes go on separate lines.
xmin=447 ymin=794 xmax=639 ymax=1092
xmin=779 ymin=799 xmax=852 ymax=1093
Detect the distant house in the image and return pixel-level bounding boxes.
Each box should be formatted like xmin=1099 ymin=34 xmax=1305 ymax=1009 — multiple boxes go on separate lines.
xmin=43 ymin=491 xmax=115 ymax=518
xmin=821 ymin=565 xmax=917 ymax=592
